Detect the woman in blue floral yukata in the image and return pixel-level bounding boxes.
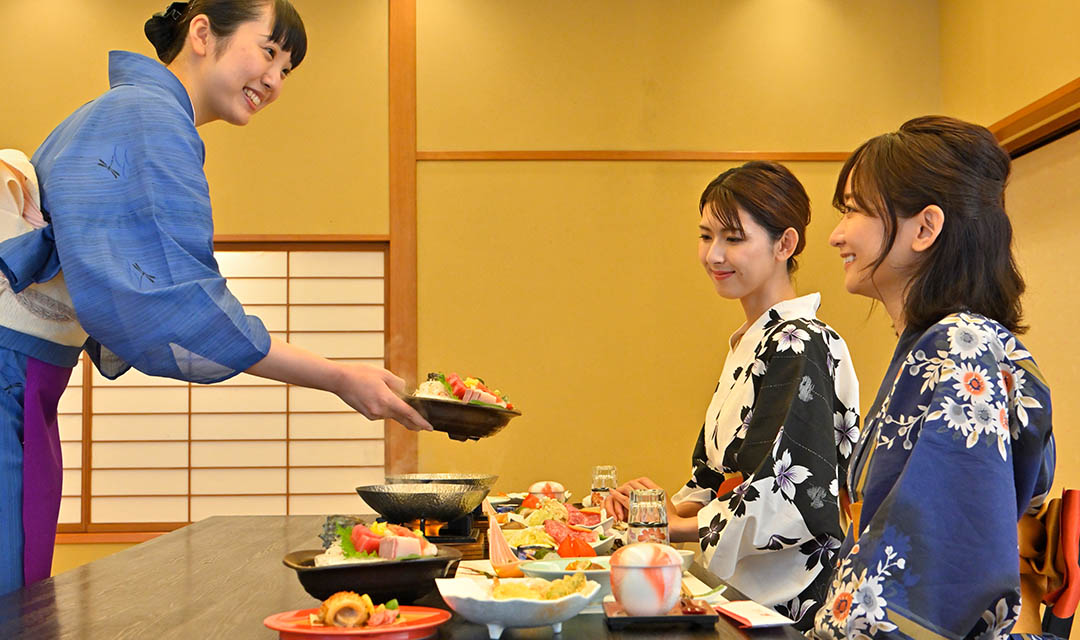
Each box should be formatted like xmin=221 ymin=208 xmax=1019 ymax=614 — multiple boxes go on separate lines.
xmin=810 ymin=116 xmax=1056 ymax=639
xmin=605 ymin=161 xmax=861 ymax=628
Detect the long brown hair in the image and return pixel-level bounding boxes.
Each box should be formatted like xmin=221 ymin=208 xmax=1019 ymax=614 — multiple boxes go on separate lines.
xmin=699 ymin=161 xmax=811 ymax=273
xmin=835 ymin=115 xmax=1025 ymax=333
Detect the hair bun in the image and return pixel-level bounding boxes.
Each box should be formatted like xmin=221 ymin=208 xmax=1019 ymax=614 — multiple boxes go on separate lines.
xmin=144 ymin=2 xmax=189 ymax=61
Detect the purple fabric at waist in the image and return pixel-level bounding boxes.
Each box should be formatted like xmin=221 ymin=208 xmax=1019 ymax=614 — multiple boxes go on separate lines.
xmin=22 ymin=356 xmax=73 ymax=585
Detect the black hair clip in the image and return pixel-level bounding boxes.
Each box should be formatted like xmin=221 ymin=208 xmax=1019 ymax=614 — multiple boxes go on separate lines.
xmin=162 ymin=1 xmax=189 ymax=22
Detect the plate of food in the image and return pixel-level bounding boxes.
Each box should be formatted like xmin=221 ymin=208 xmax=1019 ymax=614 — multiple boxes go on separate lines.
xmin=284 ymin=518 xmax=461 ymax=603
xmin=436 ymin=574 xmax=600 ymax=639
xmin=264 ymin=590 xmax=452 ymax=639
xmin=521 ymin=556 xmax=612 ymax=601
xmin=405 ymin=372 xmax=520 ymax=441
xmin=503 ymin=497 xmax=616 ymax=557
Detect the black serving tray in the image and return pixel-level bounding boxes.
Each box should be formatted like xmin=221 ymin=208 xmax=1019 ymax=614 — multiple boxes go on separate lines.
xmin=603 ymin=600 xmax=719 ymax=630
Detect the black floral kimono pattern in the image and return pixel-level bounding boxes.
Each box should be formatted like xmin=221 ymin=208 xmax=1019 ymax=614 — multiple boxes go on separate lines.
xmin=672 ymin=294 xmax=860 ymax=629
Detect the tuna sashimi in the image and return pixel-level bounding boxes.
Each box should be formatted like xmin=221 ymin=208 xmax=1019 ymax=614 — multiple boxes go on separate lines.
xmin=543 ymin=518 xmax=598 ymax=544
xmin=566 ymin=505 xmax=601 ymax=527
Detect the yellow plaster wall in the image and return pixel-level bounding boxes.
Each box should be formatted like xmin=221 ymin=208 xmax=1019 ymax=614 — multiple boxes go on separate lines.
xmin=940 ymin=0 xmax=1080 ymax=125
xmin=1007 ymin=132 xmax=1080 ymax=500
xmin=0 ymin=0 xmax=389 ymax=235
xmin=418 ymin=0 xmax=941 ymax=152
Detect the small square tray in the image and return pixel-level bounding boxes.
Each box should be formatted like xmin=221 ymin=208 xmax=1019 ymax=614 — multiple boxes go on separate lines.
xmin=602 ymin=600 xmax=719 ymax=630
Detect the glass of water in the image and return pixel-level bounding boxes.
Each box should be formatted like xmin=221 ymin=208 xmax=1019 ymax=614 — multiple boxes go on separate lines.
xmin=590 ymin=465 xmax=618 ymax=507
xmin=627 ymin=488 xmax=669 ymax=545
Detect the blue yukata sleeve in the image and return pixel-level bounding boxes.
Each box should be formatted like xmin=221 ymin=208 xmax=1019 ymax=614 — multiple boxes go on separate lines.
xmin=38 ymin=86 xmax=270 ymax=383
xmin=813 ymin=315 xmax=1054 ymax=640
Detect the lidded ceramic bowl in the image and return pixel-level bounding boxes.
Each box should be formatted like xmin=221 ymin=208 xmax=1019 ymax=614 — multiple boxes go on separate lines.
xmin=527 ymin=480 xmax=566 ymax=502
xmin=609 ymin=543 xmax=683 ymax=616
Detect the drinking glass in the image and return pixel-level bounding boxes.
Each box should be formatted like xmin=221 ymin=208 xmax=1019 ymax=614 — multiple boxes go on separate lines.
xmin=627 ymin=488 xmax=669 ymax=544
xmin=590 ymin=465 xmax=618 ymax=507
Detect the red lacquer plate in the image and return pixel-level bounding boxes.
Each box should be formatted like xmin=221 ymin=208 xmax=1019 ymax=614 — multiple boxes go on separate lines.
xmin=263 ymin=606 xmax=452 ymax=640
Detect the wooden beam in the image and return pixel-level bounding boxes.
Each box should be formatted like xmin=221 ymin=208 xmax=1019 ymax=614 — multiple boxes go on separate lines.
xmin=988 ymin=75 xmax=1080 ymax=157
xmin=416 ymin=150 xmax=850 ymax=162
xmin=990 ymin=76 xmax=1080 ymax=142
xmin=214 ymin=234 xmax=390 ymax=243
xmin=386 ymin=0 xmax=419 ymax=474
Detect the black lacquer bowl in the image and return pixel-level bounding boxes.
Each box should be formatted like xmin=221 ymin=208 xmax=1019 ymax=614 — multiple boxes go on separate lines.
xmin=355 ymin=483 xmax=490 ymax=524
xmin=283 ymin=547 xmax=462 ymax=603
xmin=403 ymin=396 xmax=521 ymax=441
xmin=385 ymin=473 xmax=498 ymax=490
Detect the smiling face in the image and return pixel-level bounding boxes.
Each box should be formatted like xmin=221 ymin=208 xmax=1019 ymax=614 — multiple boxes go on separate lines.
xmin=698 ymin=206 xmax=789 ymax=301
xmin=828 ymin=171 xmax=920 ymax=303
xmin=200 ymin=4 xmax=293 ymax=125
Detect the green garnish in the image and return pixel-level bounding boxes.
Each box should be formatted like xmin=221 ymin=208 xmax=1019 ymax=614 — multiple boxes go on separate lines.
xmin=469 ymin=400 xmax=510 ymax=410
xmin=395 ymin=553 xmax=422 ymax=561
xmin=336 ymin=525 xmax=378 ymax=559
xmin=385 ymin=599 xmax=399 ymax=610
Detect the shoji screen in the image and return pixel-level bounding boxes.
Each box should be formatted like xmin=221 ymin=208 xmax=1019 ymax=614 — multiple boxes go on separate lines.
xmin=58 ymin=244 xmax=387 ymax=532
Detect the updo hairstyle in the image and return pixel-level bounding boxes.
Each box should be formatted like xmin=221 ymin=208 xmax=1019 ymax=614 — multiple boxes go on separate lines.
xmin=144 ymin=0 xmax=306 ymax=68
xmin=699 ymin=161 xmax=812 ymax=274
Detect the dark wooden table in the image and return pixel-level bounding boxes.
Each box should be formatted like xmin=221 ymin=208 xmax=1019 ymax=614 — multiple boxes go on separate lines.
xmin=0 ymin=516 xmax=806 ymax=639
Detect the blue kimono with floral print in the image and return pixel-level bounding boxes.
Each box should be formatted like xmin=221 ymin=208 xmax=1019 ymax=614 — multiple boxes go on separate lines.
xmin=811 ymin=313 xmax=1055 ymax=640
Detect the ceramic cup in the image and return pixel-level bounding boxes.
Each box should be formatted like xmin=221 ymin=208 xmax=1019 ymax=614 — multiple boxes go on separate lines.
xmin=527 ymin=480 xmax=567 ymax=502
xmin=609 ymin=542 xmax=683 ymax=616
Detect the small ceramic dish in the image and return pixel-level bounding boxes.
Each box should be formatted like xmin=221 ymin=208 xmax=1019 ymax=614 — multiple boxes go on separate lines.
xmin=435 ymin=577 xmax=600 ymax=639
xmin=520 ymin=556 xmax=612 ymax=601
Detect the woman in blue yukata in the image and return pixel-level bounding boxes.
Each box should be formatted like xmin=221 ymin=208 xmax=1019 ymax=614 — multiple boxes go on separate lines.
xmin=605 ymin=161 xmax=861 ymax=628
xmin=0 ymin=0 xmax=431 ymax=594
xmin=810 ymin=117 xmax=1056 ymax=639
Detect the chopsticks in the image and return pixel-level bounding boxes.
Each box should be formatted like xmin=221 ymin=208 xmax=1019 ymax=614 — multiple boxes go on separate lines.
xmin=458 ymin=566 xmax=497 ymax=579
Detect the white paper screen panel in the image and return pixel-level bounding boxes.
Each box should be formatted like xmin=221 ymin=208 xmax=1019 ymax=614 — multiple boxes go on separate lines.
xmin=53 ymin=246 xmax=386 ymax=530
xmin=59 ymin=359 xmax=82 ymax=524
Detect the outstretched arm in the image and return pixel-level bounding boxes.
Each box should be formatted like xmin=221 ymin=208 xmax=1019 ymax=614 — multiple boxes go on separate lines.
xmin=247 ymin=336 xmax=432 ymax=430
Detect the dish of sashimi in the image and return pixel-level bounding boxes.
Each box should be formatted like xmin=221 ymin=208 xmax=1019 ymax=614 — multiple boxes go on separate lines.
xmin=315 ymin=520 xmax=438 ymax=566
xmin=502 ymin=498 xmax=615 ymax=559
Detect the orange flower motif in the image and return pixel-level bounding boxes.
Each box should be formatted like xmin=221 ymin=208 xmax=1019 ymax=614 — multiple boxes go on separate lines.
xmin=999 ymin=407 xmax=1008 ymax=432
xmin=962 ymin=371 xmax=987 ymax=397
xmin=832 ymin=592 xmax=854 ymax=621
xmin=999 ymin=367 xmax=1014 ymax=395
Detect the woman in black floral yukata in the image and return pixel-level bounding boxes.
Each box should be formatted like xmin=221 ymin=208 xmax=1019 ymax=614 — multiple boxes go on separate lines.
xmin=606 ymin=161 xmax=860 ymax=628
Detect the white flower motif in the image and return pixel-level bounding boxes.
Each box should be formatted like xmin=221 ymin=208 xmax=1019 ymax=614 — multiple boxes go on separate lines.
xmin=751 ymin=358 xmax=767 ymax=377
xmin=798 ymin=375 xmax=814 ymax=402
xmin=970 ymin=400 xmax=997 ymax=435
xmin=853 ymin=575 xmax=887 ymax=620
xmin=773 ymin=324 xmax=810 ymax=353
xmin=948 ymin=324 xmax=986 ymax=359
xmin=988 ymin=334 xmax=1005 ymax=361
xmin=829 ymin=477 xmax=838 ymax=497
xmin=940 ymin=396 xmax=971 ymax=434
xmin=833 ymin=410 xmax=859 ymax=458
xmin=772 ymin=449 xmax=811 ymax=500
